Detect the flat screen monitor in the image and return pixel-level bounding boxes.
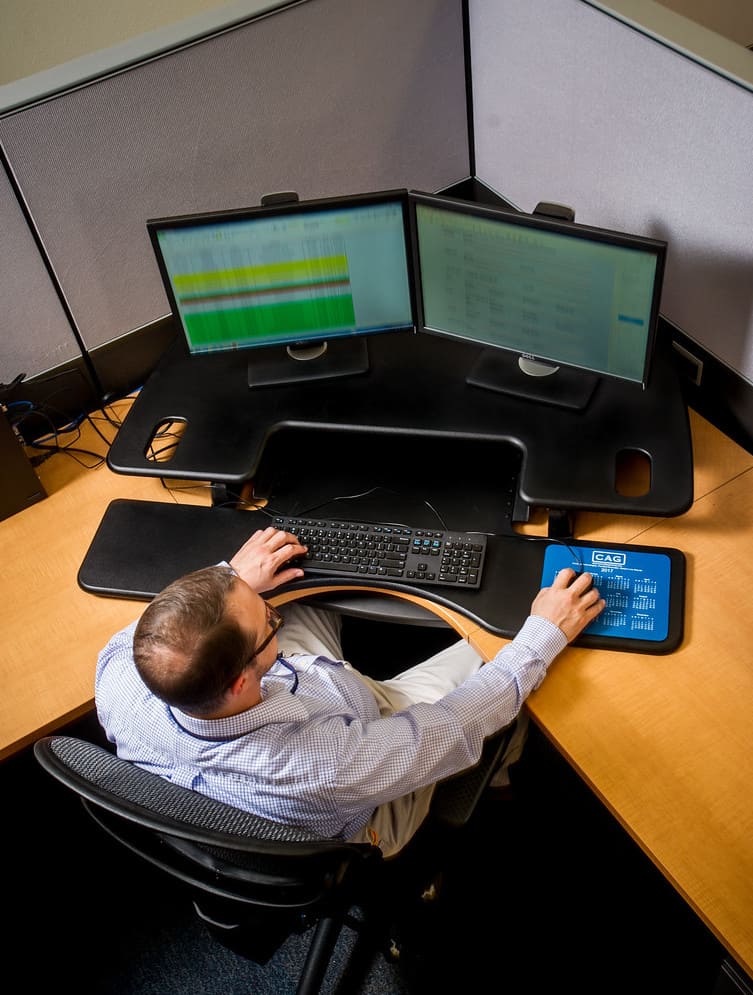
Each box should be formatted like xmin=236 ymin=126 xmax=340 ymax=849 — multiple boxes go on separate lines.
xmin=411 ymin=191 xmax=667 ymax=410
xmin=147 ymin=190 xmax=415 ymax=388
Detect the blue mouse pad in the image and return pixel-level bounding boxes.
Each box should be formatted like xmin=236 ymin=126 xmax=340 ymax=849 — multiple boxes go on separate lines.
xmin=541 ymin=544 xmax=672 ymax=642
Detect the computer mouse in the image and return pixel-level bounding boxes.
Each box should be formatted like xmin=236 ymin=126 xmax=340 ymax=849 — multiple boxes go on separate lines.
xmin=571 ymin=569 xmax=594 ymax=592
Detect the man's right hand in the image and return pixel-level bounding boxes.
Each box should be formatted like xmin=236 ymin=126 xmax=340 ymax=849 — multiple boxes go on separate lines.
xmin=530 ymin=568 xmax=605 ymax=643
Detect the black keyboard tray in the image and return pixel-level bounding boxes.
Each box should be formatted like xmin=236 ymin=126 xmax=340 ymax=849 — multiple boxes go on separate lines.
xmin=79 ymin=499 xmax=686 ymax=654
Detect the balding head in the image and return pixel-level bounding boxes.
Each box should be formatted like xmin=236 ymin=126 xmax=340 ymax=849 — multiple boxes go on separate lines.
xmin=133 ymin=565 xmax=261 ymax=715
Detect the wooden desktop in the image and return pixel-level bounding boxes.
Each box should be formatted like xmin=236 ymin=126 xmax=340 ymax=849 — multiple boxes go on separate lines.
xmin=2 ymin=399 xmax=752 ymax=981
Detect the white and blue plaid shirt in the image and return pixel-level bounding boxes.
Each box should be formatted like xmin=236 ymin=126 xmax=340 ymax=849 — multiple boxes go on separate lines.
xmin=95 ymin=616 xmax=565 ymax=840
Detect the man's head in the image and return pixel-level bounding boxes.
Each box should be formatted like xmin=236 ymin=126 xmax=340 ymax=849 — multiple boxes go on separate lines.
xmin=133 ymin=566 xmax=280 ymax=716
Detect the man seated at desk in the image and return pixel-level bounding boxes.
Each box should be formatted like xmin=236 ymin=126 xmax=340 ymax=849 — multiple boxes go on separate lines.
xmin=96 ymin=526 xmax=604 ymax=857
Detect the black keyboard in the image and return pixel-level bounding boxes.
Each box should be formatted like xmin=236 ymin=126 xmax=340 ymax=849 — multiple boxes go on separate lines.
xmin=273 ymin=516 xmax=487 ymax=589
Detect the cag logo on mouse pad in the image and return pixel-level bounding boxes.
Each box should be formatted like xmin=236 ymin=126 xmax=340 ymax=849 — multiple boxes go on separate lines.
xmin=590 ymin=550 xmax=627 ymax=567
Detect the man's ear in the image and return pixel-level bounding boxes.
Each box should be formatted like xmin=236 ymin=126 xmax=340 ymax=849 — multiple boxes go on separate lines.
xmin=229 ymin=661 xmax=263 ymax=699
xmin=228 ymin=671 xmax=247 ymax=697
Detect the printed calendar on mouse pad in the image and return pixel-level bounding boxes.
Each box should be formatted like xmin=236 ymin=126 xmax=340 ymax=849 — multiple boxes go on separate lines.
xmin=541 ymin=543 xmax=681 ymax=647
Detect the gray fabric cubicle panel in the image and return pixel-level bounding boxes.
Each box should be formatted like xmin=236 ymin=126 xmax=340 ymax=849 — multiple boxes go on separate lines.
xmin=468 ymin=0 xmax=753 ymax=386
xmin=0 ymin=165 xmax=81 ymax=380
xmin=0 ymin=0 xmax=468 ymax=362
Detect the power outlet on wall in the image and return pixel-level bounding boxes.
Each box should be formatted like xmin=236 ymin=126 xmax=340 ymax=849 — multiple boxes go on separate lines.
xmin=672 ymin=340 xmax=704 ymax=387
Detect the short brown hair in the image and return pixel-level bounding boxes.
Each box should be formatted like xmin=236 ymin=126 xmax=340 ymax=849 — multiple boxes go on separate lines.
xmin=133 ymin=566 xmax=258 ymax=714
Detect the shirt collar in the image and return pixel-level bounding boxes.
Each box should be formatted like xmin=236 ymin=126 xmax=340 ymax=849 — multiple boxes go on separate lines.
xmin=169 ymin=656 xmax=307 ymax=740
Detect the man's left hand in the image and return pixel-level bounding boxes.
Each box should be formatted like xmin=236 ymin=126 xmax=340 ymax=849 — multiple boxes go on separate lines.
xmin=229 ymin=527 xmax=308 ymax=593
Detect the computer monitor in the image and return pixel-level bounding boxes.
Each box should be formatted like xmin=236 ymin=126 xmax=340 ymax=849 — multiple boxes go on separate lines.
xmin=147 ymin=190 xmax=415 ymax=388
xmin=411 ymin=191 xmax=667 ymax=410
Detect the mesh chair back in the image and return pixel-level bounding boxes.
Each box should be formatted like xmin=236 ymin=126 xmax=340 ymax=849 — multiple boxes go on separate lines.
xmin=34 ymin=736 xmax=381 ymax=909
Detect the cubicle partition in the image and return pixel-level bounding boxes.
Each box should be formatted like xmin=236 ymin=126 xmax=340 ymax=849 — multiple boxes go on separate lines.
xmin=0 ymin=0 xmax=469 ymax=408
xmin=467 ymin=0 xmax=753 ymax=450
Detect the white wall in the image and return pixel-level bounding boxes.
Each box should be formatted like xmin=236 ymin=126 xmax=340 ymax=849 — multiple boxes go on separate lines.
xmin=657 ymin=0 xmax=753 ymax=47
xmin=0 ymin=1 xmax=289 ymax=110
xmin=0 ymin=0 xmax=262 ymax=83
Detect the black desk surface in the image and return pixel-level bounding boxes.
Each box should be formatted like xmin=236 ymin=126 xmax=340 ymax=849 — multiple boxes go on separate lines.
xmin=108 ymin=329 xmax=693 ymax=518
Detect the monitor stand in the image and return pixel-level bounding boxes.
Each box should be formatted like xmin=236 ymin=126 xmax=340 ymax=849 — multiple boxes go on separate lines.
xmin=247 ymin=337 xmax=369 ymax=389
xmin=466 ymin=349 xmax=599 ymax=411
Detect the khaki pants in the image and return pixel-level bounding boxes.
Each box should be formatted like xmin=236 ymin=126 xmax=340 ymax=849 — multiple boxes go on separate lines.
xmin=278 ymin=603 xmax=526 ymax=857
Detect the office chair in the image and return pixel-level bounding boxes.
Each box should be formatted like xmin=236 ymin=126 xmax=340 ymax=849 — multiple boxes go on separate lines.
xmin=34 ymin=590 xmax=513 ymax=994
xmin=33 ymin=725 xmax=512 ymax=995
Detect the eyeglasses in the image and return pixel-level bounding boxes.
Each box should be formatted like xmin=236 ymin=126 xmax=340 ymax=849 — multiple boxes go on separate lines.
xmin=248 ymin=602 xmax=284 ymax=662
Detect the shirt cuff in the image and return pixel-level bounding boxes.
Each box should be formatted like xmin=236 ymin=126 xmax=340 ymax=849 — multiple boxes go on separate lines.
xmin=514 ymin=614 xmax=568 ymax=666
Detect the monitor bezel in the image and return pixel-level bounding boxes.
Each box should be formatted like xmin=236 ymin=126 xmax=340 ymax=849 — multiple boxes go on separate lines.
xmin=146 ymin=188 xmax=417 ymax=367
xmin=409 ymin=189 xmax=667 ymax=395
